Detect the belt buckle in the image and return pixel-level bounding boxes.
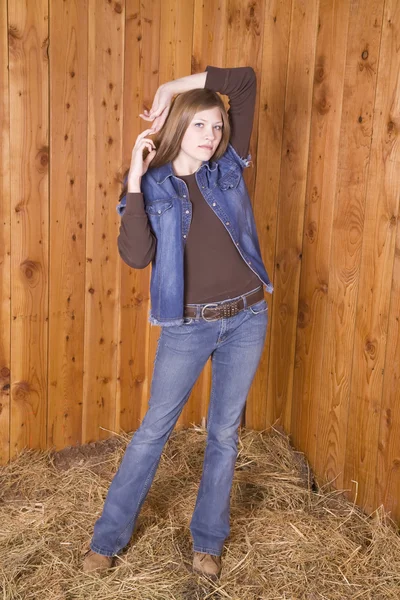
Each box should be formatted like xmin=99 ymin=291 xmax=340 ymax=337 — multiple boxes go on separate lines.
xmin=201 ymin=302 xmax=220 ymax=322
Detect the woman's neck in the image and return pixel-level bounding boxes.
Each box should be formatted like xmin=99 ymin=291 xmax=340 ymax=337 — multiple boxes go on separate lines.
xmin=172 ymin=156 xmax=202 ymax=177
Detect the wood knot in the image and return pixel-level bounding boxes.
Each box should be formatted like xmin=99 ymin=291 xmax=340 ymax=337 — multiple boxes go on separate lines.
xmin=315 ymin=66 xmax=325 ymax=82
xmin=318 ymin=96 xmax=330 ymax=115
xmin=320 ymin=282 xmax=328 ymax=294
xmin=306 ymin=221 xmax=317 ymax=243
xmin=20 ymin=259 xmax=39 ymax=281
xmin=279 ymin=303 xmax=288 ymax=319
xmin=14 ymin=380 xmax=31 ymax=401
xmin=297 ymin=301 xmax=310 ymax=328
xmin=133 ymin=294 xmax=143 ymax=306
xmin=311 ymin=186 xmax=319 ymax=203
xmin=36 ymin=146 xmax=49 ymax=171
xmin=365 ymin=340 xmax=376 ymax=358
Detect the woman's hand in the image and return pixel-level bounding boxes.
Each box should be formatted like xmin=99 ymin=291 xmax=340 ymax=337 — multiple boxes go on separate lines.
xmin=127 ymin=128 xmax=157 ymax=188
xmin=139 ymin=83 xmax=174 ymax=132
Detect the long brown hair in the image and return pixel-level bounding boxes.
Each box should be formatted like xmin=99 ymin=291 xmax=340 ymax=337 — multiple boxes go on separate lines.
xmin=117 ymin=88 xmax=231 ymax=203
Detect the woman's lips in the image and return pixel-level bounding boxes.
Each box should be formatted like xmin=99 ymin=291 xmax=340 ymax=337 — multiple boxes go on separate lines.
xmin=199 ymin=145 xmax=213 ymax=150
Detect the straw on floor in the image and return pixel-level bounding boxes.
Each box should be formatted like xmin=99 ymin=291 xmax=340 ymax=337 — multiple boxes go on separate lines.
xmin=1 ymin=425 xmax=399 ymax=599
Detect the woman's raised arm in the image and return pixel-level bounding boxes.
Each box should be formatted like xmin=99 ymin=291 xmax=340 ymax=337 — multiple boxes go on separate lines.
xmin=140 ymin=73 xmax=207 ymax=131
xmin=204 ymin=66 xmax=257 ymax=159
xmin=140 ymin=66 xmax=256 ymax=160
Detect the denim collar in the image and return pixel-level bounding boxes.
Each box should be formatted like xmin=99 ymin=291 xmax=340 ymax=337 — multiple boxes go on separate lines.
xmin=155 ymin=159 xmax=218 ymax=184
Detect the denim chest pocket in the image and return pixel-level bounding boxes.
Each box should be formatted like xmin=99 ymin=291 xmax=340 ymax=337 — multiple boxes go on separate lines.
xmin=144 ymin=199 xmax=173 ymax=216
xmin=216 ymin=167 xmax=241 ymax=190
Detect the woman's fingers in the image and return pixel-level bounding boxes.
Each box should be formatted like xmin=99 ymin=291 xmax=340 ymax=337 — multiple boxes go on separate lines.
xmin=137 ymin=127 xmax=155 ymax=137
xmin=133 ymin=129 xmax=156 ymax=148
xmin=140 ymin=136 xmax=156 ymax=148
xmin=132 ymin=136 xmax=156 ymax=156
xmin=144 ymin=149 xmax=156 ymax=168
xmin=139 ymin=113 xmax=154 ymax=121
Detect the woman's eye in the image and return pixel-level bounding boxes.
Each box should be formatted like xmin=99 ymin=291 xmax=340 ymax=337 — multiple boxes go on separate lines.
xmin=194 ymin=123 xmax=222 ymax=130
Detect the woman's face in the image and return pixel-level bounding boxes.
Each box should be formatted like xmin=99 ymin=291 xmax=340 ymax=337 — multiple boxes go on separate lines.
xmin=179 ymin=106 xmax=224 ymax=163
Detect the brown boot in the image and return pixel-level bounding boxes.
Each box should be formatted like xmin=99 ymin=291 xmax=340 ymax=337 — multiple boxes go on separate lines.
xmin=192 ymin=552 xmax=222 ymax=579
xmin=82 ymin=548 xmax=114 ymax=573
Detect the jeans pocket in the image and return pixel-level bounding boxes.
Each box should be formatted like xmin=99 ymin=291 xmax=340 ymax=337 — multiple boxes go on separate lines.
xmin=248 ymin=299 xmax=268 ymax=315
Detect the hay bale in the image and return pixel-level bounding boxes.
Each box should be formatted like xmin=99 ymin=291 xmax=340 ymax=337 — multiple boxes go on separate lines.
xmin=0 ymin=426 xmax=399 ymax=599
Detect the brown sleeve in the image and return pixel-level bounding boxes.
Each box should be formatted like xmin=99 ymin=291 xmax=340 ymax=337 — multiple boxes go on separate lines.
xmin=205 ymin=65 xmax=256 ymax=158
xmin=117 ymin=193 xmax=156 ymax=269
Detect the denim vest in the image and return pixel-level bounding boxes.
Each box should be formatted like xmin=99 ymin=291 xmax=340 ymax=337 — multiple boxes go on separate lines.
xmin=117 ymin=142 xmax=274 ymax=326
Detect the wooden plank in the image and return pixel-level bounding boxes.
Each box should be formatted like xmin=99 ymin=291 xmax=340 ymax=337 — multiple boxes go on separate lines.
xmin=265 ymin=0 xmax=319 ymax=432
xmin=47 ymin=0 xmax=88 ymax=450
xmin=290 ymin=0 xmax=351 ymax=466
xmin=82 ymin=0 xmax=125 ymax=443
xmin=117 ymin=1 xmax=161 ymax=435
xmin=223 ymin=0 xmax=268 ymax=427
xmin=0 ymin=0 xmax=11 ymax=464
xmin=378 ymin=206 xmax=400 ymax=522
xmin=156 ymin=0 xmax=195 ymax=430
xmin=245 ymin=0 xmax=292 ymax=430
xmin=224 ymin=0 xmax=265 ymax=195
xmin=347 ymin=0 xmax=400 ymax=515
xmin=9 ymin=0 xmax=49 ymax=457
xmin=316 ymin=0 xmax=384 ymax=491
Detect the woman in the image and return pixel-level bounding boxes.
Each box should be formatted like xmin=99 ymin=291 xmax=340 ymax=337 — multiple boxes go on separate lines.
xmin=83 ymin=65 xmax=273 ymax=579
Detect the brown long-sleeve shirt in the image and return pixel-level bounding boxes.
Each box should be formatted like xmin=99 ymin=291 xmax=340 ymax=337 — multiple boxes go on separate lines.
xmin=117 ymin=66 xmax=261 ymax=304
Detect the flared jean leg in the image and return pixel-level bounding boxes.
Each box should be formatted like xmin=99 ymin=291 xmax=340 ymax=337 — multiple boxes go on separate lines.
xmin=90 ymin=326 xmax=213 ymax=557
xmin=190 ymin=308 xmax=268 ymax=556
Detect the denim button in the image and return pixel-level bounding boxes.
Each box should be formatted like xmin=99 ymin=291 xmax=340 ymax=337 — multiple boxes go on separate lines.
xmin=212 ymin=202 xmax=216 ymax=206
xmin=183 ymin=234 xmax=187 ymax=238
xmin=185 ymin=210 xmax=189 ymax=214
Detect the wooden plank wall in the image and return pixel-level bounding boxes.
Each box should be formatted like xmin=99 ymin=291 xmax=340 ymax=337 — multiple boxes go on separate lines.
xmin=0 ymin=0 xmax=399 ymax=523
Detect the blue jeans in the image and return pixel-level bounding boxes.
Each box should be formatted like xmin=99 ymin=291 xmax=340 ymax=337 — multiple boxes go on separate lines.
xmin=90 ymin=287 xmax=268 ymax=557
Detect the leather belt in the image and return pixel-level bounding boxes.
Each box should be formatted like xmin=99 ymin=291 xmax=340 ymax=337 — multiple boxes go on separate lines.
xmin=183 ymin=286 xmax=264 ymax=321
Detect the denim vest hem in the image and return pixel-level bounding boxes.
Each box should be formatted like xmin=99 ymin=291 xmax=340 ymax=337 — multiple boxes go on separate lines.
xmin=148 ymin=314 xmax=185 ymax=327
